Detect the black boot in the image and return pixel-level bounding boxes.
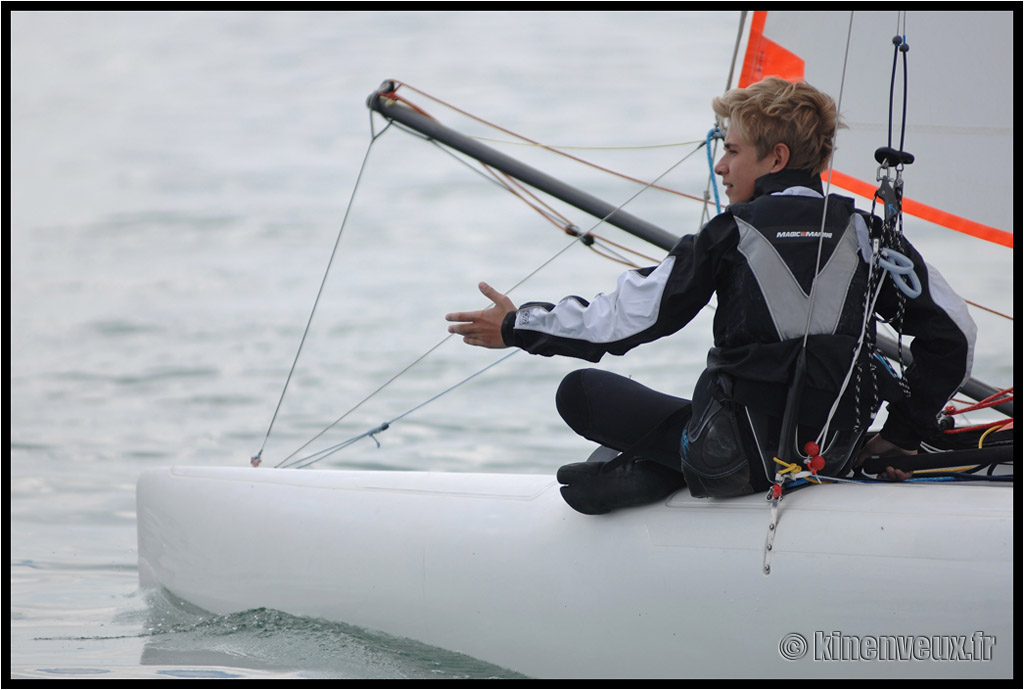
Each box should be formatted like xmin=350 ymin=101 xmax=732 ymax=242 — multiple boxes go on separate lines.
xmin=557 ymin=454 xmax=685 ymax=515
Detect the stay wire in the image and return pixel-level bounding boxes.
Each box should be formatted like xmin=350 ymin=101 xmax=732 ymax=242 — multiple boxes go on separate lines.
xmin=800 ymin=11 xmax=855 ymax=349
xmin=282 ymin=350 xmax=520 ymax=469
xmin=253 ymin=115 xmax=392 ymax=466
xmin=774 ymin=12 xmax=855 ymax=468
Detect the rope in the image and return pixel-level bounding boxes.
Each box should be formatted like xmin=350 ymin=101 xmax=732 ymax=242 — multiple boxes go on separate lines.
xmin=401 ymin=106 xmax=701 ymax=269
xmin=943 ymin=387 xmax=1014 ymax=417
xmin=977 ymin=423 xmax=1011 ymax=448
xmin=705 ymin=127 xmax=724 ymax=215
xmin=403 ymin=122 xmax=670 ymax=269
xmin=939 ymin=386 xmax=1014 ymax=438
xmin=383 ymin=80 xmax=711 ymax=204
xmin=473 ymin=135 xmax=706 ymax=152
xmin=817 ymin=12 xmax=921 ymax=452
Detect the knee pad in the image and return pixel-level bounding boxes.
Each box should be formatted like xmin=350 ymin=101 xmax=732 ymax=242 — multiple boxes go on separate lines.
xmin=680 ymin=395 xmax=755 ymax=498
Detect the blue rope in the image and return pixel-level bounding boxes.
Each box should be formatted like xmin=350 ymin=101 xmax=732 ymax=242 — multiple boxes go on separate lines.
xmin=705 ymin=127 xmax=724 ymax=215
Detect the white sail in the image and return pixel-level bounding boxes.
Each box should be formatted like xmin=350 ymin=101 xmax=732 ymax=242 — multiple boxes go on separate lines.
xmin=732 ymin=10 xmax=1013 ymax=247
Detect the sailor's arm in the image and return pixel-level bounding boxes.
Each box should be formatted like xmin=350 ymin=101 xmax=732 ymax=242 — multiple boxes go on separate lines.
xmin=496 ymin=217 xmax=734 ymax=361
xmin=875 ymin=246 xmax=977 ymax=450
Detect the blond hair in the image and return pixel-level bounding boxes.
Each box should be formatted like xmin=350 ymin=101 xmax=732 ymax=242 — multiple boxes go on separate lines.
xmin=712 ymin=77 xmax=841 ymax=175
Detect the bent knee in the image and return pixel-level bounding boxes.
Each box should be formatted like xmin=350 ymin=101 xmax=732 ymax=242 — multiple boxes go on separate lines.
xmin=556 ymin=369 xmax=592 ymax=431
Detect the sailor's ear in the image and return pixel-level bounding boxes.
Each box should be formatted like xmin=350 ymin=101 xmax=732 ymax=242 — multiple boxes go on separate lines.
xmin=769 ymin=142 xmax=791 ymax=172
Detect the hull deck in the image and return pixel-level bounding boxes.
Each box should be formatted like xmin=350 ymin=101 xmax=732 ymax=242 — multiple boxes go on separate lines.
xmin=137 ymin=466 xmax=1013 ymax=678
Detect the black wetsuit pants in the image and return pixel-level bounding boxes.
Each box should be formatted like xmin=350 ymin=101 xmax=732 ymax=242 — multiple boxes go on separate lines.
xmin=557 ymin=367 xmax=865 ymax=498
xmin=555 ymin=368 xmax=692 ymax=473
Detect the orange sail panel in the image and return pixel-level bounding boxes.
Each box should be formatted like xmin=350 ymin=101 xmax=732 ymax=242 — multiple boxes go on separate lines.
xmin=738 ymin=11 xmax=805 ymax=87
xmin=824 ymin=170 xmax=1014 ymax=249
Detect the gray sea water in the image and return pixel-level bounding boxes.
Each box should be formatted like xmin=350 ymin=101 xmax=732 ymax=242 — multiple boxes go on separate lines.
xmin=10 ymin=10 xmax=1014 ymax=680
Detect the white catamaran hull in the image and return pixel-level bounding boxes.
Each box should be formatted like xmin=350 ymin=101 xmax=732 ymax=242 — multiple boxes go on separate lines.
xmin=137 ymin=466 xmax=1012 ymax=678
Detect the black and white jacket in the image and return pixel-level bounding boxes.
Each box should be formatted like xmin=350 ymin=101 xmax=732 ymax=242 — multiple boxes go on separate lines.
xmin=501 ymin=170 xmax=976 ymax=449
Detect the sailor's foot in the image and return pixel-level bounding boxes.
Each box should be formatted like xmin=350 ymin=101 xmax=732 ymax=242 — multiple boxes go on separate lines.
xmin=557 ymin=454 xmax=685 ymax=515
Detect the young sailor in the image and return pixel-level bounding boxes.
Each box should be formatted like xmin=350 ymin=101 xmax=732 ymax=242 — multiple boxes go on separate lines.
xmin=445 ymin=77 xmax=976 ymax=514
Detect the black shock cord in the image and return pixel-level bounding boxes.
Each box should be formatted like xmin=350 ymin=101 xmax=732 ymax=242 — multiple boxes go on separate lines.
xmin=885 ymin=20 xmax=912 ymax=398
xmin=887 ymin=13 xmax=911 ymax=153
xmin=856 ymin=16 xmax=915 ymax=428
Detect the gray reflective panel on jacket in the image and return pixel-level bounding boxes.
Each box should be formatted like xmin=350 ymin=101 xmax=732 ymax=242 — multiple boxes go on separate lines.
xmin=735 ymin=216 xmax=862 ymax=341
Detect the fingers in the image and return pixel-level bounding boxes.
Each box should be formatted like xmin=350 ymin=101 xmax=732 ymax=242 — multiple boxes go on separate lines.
xmin=447 ymin=320 xmax=483 ymax=338
xmin=852 ymin=432 xmax=916 ymax=481
xmin=478 ymin=281 xmax=515 ymax=311
xmin=445 ymin=282 xmax=513 ymax=323
xmin=444 ymin=309 xmax=483 ymax=324
xmin=444 ymin=282 xmax=515 ymax=349
xmin=883 ymin=466 xmax=914 ymax=481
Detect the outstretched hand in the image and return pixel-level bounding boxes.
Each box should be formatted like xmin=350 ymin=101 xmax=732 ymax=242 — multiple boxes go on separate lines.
xmin=445 ymin=282 xmax=516 ymax=349
xmin=854 ymin=432 xmax=916 ymax=481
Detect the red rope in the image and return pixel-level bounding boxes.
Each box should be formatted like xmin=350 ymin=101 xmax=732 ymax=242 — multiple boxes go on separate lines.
xmin=942 ymin=387 xmax=1013 ymax=435
xmin=943 ymin=387 xmax=1013 ymax=417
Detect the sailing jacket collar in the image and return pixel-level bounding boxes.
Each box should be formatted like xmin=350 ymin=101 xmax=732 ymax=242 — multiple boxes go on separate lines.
xmin=751 ymin=169 xmax=823 ymax=200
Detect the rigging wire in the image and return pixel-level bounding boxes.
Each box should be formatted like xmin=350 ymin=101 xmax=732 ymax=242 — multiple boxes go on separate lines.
xmin=770 ymin=11 xmax=856 ymax=475
xmin=281 ymin=350 xmax=520 ymax=469
xmin=725 ymin=11 xmax=750 ymax=92
xmin=251 ymin=115 xmax=392 ymax=467
xmin=802 ymin=11 xmax=855 ymax=349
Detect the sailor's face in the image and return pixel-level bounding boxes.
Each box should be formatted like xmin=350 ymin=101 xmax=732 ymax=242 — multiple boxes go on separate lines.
xmin=714 ymin=126 xmax=777 ymax=205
